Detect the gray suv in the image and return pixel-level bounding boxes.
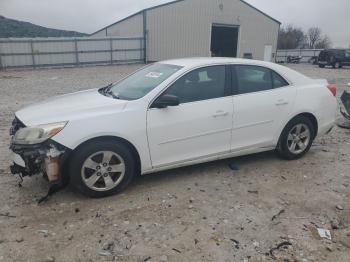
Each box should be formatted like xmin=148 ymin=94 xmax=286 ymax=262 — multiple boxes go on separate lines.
xmin=318 ymin=49 xmax=350 ymax=68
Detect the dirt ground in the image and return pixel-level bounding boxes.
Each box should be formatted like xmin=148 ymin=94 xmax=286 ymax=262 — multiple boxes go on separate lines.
xmin=0 ymin=63 xmax=350 ymax=262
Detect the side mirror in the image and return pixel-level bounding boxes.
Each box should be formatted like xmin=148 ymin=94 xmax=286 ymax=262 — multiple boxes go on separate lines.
xmin=152 ymin=94 xmax=180 ymax=109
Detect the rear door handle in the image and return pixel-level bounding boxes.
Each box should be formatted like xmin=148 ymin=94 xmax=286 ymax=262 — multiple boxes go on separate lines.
xmin=212 ymin=111 xmax=229 ymax=118
xmin=276 ymin=99 xmax=289 ymax=106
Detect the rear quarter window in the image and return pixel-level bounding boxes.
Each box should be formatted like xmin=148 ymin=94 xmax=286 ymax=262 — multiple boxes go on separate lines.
xmin=272 ymin=71 xmax=289 ymax=88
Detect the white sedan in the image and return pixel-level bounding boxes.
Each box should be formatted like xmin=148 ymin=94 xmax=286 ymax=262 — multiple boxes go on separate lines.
xmin=10 ymin=58 xmax=337 ymax=197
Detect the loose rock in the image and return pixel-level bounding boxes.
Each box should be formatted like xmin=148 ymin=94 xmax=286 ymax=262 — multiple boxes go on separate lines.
xmin=160 ymin=255 xmax=168 ymax=262
xmin=44 ymin=256 xmax=55 ymax=262
xmin=229 ymin=163 xmax=240 ymax=171
xmin=336 ymin=205 xmax=344 ymax=211
xmin=15 ymin=237 xmax=24 ymax=243
xmin=98 ymin=250 xmax=112 ymax=257
xmin=330 ymin=218 xmax=342 ymax=230
xmin=38 ymin=230 xmax=49 ymax=237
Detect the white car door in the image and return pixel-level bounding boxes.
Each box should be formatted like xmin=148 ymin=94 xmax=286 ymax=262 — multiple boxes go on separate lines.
xmin=147 ymin=65 xmax=234 ymax=168
xmin=231 ymin=65 xmax=296 ymax=151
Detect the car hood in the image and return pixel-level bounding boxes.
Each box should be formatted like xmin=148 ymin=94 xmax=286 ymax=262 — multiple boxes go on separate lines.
xmin=16 ymin=88 xmax=128 ymax=126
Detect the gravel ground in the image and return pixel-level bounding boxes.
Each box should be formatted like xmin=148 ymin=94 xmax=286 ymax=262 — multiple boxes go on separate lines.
xmin=0 ymin=63 xmax=350 ymax=262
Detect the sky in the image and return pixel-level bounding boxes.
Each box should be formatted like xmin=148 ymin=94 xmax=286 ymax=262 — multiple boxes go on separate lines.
xmin=0 ymin=0 xmax=349 ymax=47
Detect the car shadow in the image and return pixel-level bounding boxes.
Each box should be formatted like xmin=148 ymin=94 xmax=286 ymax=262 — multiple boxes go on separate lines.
xmin=132 ymin=150 xmax=278 ymax=188
xmin=50 ymin=150 xmax=293 ymax=203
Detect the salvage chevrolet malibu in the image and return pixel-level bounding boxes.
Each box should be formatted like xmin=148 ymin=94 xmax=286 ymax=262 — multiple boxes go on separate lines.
xmin=10 ymin=58 xmax=338 ymax=197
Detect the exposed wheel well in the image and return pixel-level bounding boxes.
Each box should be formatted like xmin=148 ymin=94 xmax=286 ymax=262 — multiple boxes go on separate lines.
xmin=291 ymin=113 xmax=318 ymax=138
xmin=277 ymin=112 xmax=319 ymax=152
xmin=72 ymin=136 xmax=141 ymax=175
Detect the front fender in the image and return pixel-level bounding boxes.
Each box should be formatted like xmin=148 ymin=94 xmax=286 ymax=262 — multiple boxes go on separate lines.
xmin=51 ymin=109 xmax=152 ymax=173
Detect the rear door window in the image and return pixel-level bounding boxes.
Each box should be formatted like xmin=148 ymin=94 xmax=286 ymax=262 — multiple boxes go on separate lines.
xmin=235 ymin=65 xmax=272 ymax=94
xmin=233 ymin=65 xmax=288 ymax=95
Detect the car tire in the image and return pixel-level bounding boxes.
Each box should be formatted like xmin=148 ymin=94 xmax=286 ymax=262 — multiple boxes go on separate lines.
xmin=69 ymin=139 xmax=136 ymax=198
xmin=334 ymin=62 xmax=341 ymax=69
xmin=276 ymin=116 xmax=315 ymax=160
xmin=318 ymin=64 xmax=325 ymax=68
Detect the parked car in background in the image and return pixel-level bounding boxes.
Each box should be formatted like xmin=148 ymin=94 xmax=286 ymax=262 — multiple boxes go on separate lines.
xmin=308 ymin=56 xmax=318 ymax=65
xmin=9 ymin=58 xmax=338 ymax=197
xmin=318 ymin=49 xmax=350 ymax=68
xmin=286 ymin=55 xmax=302 ymax=64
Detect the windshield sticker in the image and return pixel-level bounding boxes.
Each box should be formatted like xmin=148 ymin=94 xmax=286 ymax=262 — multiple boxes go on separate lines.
xmin=146 ymin=72 xmax=163 ymax=78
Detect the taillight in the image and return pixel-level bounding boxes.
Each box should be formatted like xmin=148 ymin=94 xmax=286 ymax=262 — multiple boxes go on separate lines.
xmin=327 ymin=84 xmax=337 ymax=96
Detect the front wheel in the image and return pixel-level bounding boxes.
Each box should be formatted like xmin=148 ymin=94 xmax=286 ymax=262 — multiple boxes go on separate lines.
xmin=69 ymin=140 xmax=136 ymax=197
xmin=276 ymin=116 xmax=315 ymax=160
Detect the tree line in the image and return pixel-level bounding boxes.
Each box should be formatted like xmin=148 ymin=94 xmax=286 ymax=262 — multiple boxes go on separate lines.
xmin=278 ymin=25 xmax=331 ymax=50
xmin=0 ymin=15 xmax=87 ymax=38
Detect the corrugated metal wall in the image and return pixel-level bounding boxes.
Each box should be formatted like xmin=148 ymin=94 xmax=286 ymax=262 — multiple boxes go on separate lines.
xmin=146 ymin=0 xmax=279 ymax=61
xmin=0 ymin=37 xmax=145 ymax=69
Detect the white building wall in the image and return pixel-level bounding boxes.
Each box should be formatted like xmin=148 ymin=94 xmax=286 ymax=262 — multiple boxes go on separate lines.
xmin=92 ymin=30 xmax=108 ymax=37
xmin=236 ymin=1 xmax=279 ymax=60
xmin=146 ymin=0 xmax=279 ymax=61
xmin=93 ymin=13 xmax=144 ymax=37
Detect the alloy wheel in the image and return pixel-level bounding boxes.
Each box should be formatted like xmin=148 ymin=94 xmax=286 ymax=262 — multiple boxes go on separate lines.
xmin=81 ymin=151 xmax=126 ymax=191
xmin=287 ymin=124 xmax=311 ymax=155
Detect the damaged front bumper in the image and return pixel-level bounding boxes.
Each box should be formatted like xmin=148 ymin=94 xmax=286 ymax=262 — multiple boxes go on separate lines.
xmin=9 ymin=117 xmax=71 ymax=183
xmin=10 ymin=140 xmax=70 ymax=182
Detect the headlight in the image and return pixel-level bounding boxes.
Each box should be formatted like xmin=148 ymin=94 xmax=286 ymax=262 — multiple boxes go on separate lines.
xmin=13 ymin=121 xmax=68 ymax=145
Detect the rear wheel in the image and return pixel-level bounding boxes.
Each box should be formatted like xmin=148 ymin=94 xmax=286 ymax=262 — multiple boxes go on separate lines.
xmin=276 ymin=116 xmax=315 ymax=160
xmin=69 ymin=140 xmax=136 ymax=197
xmin=318 ymin=64 xmax=325 ymax=68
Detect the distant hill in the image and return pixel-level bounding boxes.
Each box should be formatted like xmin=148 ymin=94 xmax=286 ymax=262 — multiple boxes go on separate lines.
xmin=0 ymin=15 xmax=88 ymax=38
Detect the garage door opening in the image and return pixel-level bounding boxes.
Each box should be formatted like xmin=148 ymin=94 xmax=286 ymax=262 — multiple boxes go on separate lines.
xmin=210 ymin=24 xmax=239 ymax=58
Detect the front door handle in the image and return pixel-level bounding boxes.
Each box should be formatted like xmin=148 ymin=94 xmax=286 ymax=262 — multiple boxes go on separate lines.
xmin=212 ymin=111 xmax=229 ymax=118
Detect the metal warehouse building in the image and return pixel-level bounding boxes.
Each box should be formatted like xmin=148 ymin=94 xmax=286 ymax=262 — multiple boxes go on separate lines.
xmin=92 ymin=0 xmax=280 ymax=62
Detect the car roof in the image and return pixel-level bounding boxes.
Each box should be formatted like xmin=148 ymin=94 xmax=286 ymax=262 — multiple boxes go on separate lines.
xmin=160 ymin=57 xmax=269 ymax=67
xmin=159 ymin=57 xmax=297 ymax=72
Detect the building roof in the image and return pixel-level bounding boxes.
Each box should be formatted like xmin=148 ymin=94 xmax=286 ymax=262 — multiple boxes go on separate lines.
xmin=91 ymin=0 xmax=281 ymax=35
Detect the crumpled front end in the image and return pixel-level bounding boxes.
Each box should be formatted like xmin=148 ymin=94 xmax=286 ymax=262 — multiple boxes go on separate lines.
xmin=9 ymin=117 xmax=70 ymax=183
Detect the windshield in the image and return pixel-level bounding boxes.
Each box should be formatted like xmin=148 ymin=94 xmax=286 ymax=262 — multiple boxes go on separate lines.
xmin=109 ymin=63 xmax=182 ymax=100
